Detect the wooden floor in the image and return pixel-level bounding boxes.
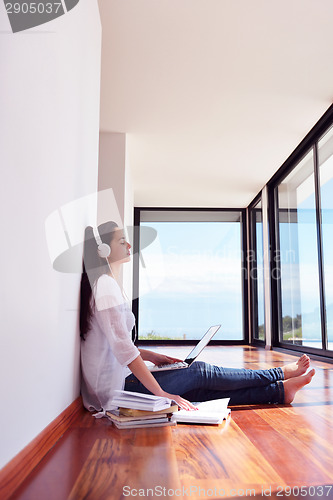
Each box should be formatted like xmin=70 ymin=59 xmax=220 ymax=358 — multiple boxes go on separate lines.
xmin=10 ymin=346 xmax=333 ymax=500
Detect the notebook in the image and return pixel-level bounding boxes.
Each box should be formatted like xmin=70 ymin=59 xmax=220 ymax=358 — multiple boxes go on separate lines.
xmin=149 ymin=325 xmax=221 ymax=372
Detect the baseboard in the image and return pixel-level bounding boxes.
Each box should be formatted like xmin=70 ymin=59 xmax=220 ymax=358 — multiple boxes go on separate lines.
xmin=0 ymin=396 xmax=83 ymax=500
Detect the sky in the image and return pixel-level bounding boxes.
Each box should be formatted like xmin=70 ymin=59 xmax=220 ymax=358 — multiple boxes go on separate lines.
xmin=138 ymin=221 xmax=243 ymax=340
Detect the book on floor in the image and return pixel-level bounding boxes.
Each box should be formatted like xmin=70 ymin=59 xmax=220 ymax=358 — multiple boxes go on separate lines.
xmin=111 ymin=390 xmax=174 ymax=412
xmin=111 ymin=419 xmax=176 ymax=429
xmin=106 ymin=409 xmax=175 ymax=429
xmin=106 ymin=409 xmax=172 ymax=423
xmin=118 ymin=404 xmax=179 ymax=417
xmin=171 ymin=398 xmax=231 ymax=425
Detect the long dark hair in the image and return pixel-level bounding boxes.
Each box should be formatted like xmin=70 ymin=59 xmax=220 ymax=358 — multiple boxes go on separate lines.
xmin=79 ymin=221 xmax=118 ymax=340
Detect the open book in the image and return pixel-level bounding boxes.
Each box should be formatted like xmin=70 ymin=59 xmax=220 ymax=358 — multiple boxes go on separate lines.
xmin=111 ymin=390 xmax=174 ymax=412
xmin=171 ymin=398 xmax=230 ymax=425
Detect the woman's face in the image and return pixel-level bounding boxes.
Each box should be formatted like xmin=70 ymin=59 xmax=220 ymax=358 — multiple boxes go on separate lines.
xmin=109 ymin=228 xmax=131 ymax=264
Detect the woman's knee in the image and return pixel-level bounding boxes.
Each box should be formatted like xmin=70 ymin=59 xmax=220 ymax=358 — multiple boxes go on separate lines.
xmin=188 ymin=361 xmax=213 ymax=378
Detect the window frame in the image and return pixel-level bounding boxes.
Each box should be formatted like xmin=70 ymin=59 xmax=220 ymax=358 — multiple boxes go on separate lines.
xmin=132 ymin=207 xmax=249 ymax=346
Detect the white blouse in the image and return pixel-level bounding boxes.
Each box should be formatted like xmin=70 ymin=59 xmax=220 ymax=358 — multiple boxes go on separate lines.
xmin=80 ymin=274 xmax=140 ymax=412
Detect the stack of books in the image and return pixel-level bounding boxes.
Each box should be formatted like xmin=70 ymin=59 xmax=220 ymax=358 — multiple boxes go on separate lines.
xmin=106 ymin=390 xmax=178 ymax=429
xmin=107 ymin=391 xmax=231 ymax=428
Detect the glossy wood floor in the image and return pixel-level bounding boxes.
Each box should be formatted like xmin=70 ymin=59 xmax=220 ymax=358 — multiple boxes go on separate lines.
xmin=11 ymin=347 xmax=333 ymax=499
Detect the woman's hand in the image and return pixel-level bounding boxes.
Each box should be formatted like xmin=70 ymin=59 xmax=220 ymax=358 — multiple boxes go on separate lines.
xmin=159 ymin=390 xmax=198 ymax=411
xmin=128 ymin=355 xmax=197 ymax=411
xmin=140 ymin=350 xmax=183 ymax=366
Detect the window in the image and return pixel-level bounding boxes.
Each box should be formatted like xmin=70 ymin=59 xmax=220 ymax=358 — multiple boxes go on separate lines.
xmin=134 ymin=210 xmax=246 ymax=342
xmin=249 ymin=199 xmax=265 ymax=342
xmin=276 ymin=150 xmax=322 ymax=348
xmin=269 ymin=105 xmax=333 ymax=356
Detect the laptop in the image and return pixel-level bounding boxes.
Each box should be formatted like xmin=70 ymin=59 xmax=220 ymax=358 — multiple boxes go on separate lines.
xmin=149 ymin=325 xmax=221 ymax=372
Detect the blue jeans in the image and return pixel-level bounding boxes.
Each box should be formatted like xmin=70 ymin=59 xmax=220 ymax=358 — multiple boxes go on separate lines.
xmin=124 ymin=361 xmax=285 ymax=405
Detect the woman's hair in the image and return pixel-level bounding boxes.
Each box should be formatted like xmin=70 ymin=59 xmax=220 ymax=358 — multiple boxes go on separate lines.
xmin=79 ymin=221 xmax=118 ymax=340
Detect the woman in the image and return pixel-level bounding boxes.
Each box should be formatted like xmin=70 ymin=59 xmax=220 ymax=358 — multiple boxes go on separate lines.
xmin=80 ymin=221 xmax=315 ymax=414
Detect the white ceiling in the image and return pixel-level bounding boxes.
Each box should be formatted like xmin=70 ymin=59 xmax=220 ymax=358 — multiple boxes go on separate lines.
xmin=98 ymin=0 xmax=333 ymax=208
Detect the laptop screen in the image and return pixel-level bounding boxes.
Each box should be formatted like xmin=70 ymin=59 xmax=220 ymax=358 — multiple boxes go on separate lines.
xmin=185 ymin=325 xmax=221 ymax=365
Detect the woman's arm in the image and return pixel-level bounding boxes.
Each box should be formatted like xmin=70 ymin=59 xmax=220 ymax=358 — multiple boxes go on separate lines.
xmin=139 ymin=349 xmax=183 ymax=366
xmin=127 ymin=355 xmax=196 ymax=410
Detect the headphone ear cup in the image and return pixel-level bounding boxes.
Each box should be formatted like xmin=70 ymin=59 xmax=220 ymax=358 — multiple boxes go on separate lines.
xmin=97 ymin=243 xmax=111 ymax=259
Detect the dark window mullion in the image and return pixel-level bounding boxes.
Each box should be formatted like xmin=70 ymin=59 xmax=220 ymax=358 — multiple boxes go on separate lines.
xmin=132 ymin=208 xmax=140 ymax=342
xmin=251 ymin=209 xmax=259 ymax=340
xmin=241 ymin=210 xmax=249 ymax=343
xmin=272 ymin=185 xmax=283 ymax=346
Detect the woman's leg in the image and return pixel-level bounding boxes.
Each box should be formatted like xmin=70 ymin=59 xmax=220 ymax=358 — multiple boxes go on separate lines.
xmin=182 ymin=382 xmax=284 ymax=405
xmin=124 ymin=361 xmax=285 ymax=405
xmin=182 ymin=367 xmax=315 ymax=405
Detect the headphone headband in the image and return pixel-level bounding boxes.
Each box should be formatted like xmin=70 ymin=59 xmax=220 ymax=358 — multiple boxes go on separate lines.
xmin=93 ymin=226 xmax=111 ymax=259
xmin=92 ymin=226 xmax=102 ymax=245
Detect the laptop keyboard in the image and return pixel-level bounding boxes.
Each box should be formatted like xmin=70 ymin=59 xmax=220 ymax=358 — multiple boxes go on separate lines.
xmin=157 ymin=361 xmax=188 ymax=369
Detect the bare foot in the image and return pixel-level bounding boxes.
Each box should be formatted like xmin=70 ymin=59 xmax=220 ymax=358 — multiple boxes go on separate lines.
xmin=281 ymin=354 xmax=310 ymax=380
xmin=283 ymin=369 xmax=315 ymax=404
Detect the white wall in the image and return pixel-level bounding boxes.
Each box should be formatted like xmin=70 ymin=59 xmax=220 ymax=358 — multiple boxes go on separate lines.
xmin=98 ymin=132 xmax=126 ymax=221
xmin=0 ymin=0 xmax=101 ymax=469
xmin=124 ymin=139 xmax=135 ymax=300
xmin=98 ymin=132 xmax=134 ymax=297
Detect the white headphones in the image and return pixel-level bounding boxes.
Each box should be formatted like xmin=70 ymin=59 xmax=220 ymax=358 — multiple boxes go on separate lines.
xmin=93 ymin=226 xmax=111 ymax=259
